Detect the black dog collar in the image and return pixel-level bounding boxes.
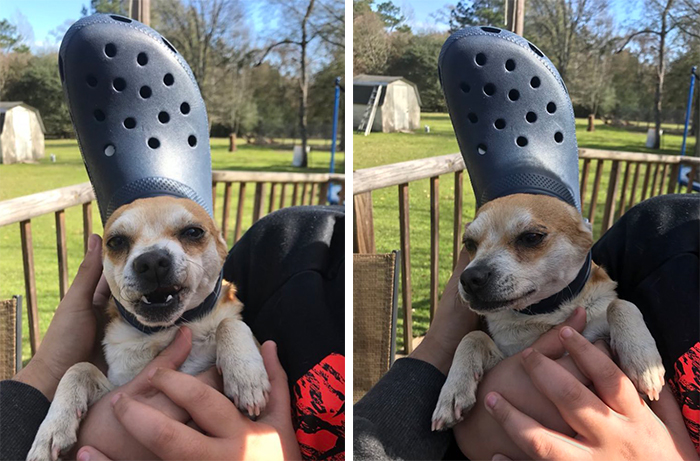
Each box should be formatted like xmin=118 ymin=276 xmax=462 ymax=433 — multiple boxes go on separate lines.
xmin=114 ymin=272 xmax=223 ymax=334
xmin=518 ymin=252 xmax=592 ymax=316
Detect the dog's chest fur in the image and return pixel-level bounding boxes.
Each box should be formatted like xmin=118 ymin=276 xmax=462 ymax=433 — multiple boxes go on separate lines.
xmin=485 ymin=264 xmax=618 ymax=357
xmin=103 ymin=296 xmax=243 ymax=386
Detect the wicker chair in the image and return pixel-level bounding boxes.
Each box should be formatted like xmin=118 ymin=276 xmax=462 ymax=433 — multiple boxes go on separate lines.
xmin=353 ymin=251 xmax=399 ymax=404
xmin=0 ymin=296 xmax=23 ymax=380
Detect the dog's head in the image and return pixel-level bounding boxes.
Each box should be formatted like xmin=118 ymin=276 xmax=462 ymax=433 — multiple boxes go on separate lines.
xmin=459 ymin=194 xmax=592 ymax=314
xmin=102 ymin=196 xmax=227 ymax=327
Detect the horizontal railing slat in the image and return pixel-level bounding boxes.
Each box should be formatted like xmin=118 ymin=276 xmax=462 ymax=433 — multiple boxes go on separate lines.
xmin=354 ymin=149 xmax=700 ymax=195
xmin=0 ymin=171 xmax=345 ymax=228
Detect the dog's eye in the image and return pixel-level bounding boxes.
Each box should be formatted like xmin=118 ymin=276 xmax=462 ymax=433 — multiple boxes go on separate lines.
xmin=107 ymin=236 xmax=127 ymax=250
xmin=464 ymin=239 xmax=478 ymax=253
xmin=518 ymin=232 xmax=546 ymax=247
xmin=181 ymin=227 xmax=205 ymax=239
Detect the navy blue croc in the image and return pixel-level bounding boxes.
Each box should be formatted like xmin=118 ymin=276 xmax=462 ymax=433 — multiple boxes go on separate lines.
xmin=59 ymin=13 xmax=212 ymax=224
xmin=439 ymin=26 xmax=580 ymax=211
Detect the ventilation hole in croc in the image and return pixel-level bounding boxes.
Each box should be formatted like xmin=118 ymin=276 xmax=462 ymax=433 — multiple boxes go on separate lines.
xmin=137 ymin=52 xmax=148 ymax=66
xmin=94 ymin=109 xmax=105 ymax=122
xmin=505 ymin=59 xmax=516 ymax=71
xmin=526 ymin=112 xmax=537 ymax=123
xmin=554 ymin=131 xmax=564 ymax=143
xmin=508 ymin=89 xmax=520 ymax=101
xmin=58 ymin=56 xmax=64 ymax=82
xmin=113 ymin=78 xmax=126 ymax=91
xmin=494 ymin=118 xmax=506 ymax=130
xmin=547 ymin=102 xmax=557 ymax=114
xmin=460 ymin=82 xmax=470 ymax=93
xmin=110 ymin=15 xmax=132 ymax=23
xmin=180 ymin=102 xmax=190 ymax=114
xmin=104 ymin=144 xmax=115 ymax=156
xmin=468 ymin=113 xmax=478 ymax=123
xmin=516 ymin=136 xmax=528 ymax=147
xmin=148 ymin=138 xmax=160 ymax=149
xmin=139 ymin=86 xmax=152 ymax=99
xmin=188 ymin=135 xmax=197 ymax=147
xmin=105 ymin=43 xmax=117 ymax=57
xmin=481 ymin=26 xmax=501 ymax=33
xmin=476 ymin=53 xmax=487 ymax=66
xmin=86 ymin=74 xmax=98 ymax=87
xmin=530 ymin=76 xmax=541 ymax=88
xmin=124 ymin=117 xmax=136 ymax=129
xmin=158 ymin=111 xmax=170 ymax=123
xmin=161 ymin=36 xmax=177 ymax=53
xmin=528 ymin=43 xmax=544 ymax=57
xmin=477 ymin=144 xmax=487 ymax=155
xmin=484 ymin=83 xmax=496 ymax=96
xmin=163 ymin=73 xmax=174 ymax=86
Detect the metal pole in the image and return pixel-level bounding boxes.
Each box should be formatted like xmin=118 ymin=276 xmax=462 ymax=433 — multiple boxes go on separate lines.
xmin=329 ymin=77 xmax=340 ymax=174
xmin=681 ymin=66 xmax=696 ymax=157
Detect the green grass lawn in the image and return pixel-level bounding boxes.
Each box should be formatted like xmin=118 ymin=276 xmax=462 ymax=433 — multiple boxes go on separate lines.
xmin=0 ymin=138 xmax=344 ymax=361
xmin=355 ymin=113 xmax=695 ymax=349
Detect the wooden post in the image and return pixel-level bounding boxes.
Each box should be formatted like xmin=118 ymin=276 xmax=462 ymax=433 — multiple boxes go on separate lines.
xmin=601 ymin=161 xmax=621 ymax=232
xmin=398 ymin=183 xmax=413 ymax=354
xmin=580 ymin=158 xmax=592 ymax=210
xmin=588 ymin=160 xmax=604 ymax=224
xmin=616 ymin=162 xmax=632 ymax=220
xmin=353 ymin=192 xmax=375 ymax=254
xmin=429 ymin=176 xmax=439 ymax=323
xmin=279 ymin=184 xmax=287 ymax=209
xmin=234 ymin=183 xmax=246 ymax=243
xmin=506 ymin=0 xmax=525 ymax=35
xmin=628 ymin=162 xmax=641 ymax=209
xmin=129 ymin=0 xmax=150 ymax=25
xmin=667 ymin=163 xmax=680 ymax=194
xmin=221 ymin=182 xmax=232 ymax=242
xmin=20 ymin=220 xmax=40 ymax=355
xmin=82 ymin=202 xmax=93 ymax=254
xmin=229 ymin=134 xmax=237 ymax=152
xmin=252 ymin=183 xmax=265 ymax=223
xmin=268 ymin=183 xmax=278 ymax=213
xmin=453 ymin=171 xmax=463 ymax=268
xmin=587 ymin=114 xmax=595 ymax=132
xmin=55 ymin=210 xmax=69 ymax=300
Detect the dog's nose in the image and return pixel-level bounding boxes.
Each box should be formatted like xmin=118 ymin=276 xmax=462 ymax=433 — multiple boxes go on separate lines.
xmin=461 ymin=266 xmax=491 ymax=292
xmin=133 ymin=250 xmax=172 ymax=283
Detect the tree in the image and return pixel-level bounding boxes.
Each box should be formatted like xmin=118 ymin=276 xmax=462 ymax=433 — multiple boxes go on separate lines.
xmin=257 ymin=0 xmax=344 ymax=167
xmin=0 ymin=19 xmax=21 ymax=52
xmin=376 ymin=1 xmax=405 ymax=31
xmin=81 ymin=0 xmax=128 ymax=15
xmin=449 ymin=0 xmax=505 ymax=32
xmin=617 ymin=0 xmax=679 ymax=149
xmin=353 ymin=8 xmax=391 ymax=74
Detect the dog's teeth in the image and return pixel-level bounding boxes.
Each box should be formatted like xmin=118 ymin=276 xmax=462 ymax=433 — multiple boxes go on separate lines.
xmin=141 ymin=296 xmax=151 ymax=304
xmin=166 ymin=295 xmax=173 ymax=302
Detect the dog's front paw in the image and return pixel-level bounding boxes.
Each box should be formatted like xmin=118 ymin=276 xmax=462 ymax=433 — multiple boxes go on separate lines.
xmin=431 ymin=375 xmax=478 ymax=431
xmin=618 ymin=346 xmax=665 ymax=401
xmin=26 ymin=404 xmax=85 ymax=461
xmin=613 ymin=337 xmax=665 ymax=401
xmin=218 ymin=354 xmax=271 ymax=418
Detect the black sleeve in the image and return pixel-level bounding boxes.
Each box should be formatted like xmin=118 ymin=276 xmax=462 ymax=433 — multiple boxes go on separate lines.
xmin=353 ymin=358 xmax=454 ymax=461
xmin=591 ymin=194 xmax=700 ymax=375
xmin=0 ymin=380 xmax=51 ymax=461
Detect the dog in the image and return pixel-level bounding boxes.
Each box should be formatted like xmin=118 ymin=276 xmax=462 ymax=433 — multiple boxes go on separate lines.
xmin=27 ymin=196 xmax=270 ymax=461
xmin=431 ymin=193 xmax=665 ymax=431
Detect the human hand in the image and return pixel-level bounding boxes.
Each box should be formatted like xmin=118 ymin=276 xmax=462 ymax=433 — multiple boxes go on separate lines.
xmin=77 ymin=340 xmax=301 ymax=461
xmin=13 ymin=234 xmax=110 ymax=400
xmin=410 ymin=247 xmax=480 ymax=374
xmin=485 ymin=326 xmax=698 ymax=460
xmin=454 ymin=306 xmax=598 ymax=459
xmin=74 ymin=326 xmax=223 ymax=460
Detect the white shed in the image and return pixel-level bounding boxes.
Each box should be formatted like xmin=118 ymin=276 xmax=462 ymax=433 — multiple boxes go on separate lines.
xmin=353 ymin=75 xmax=421 ymax=133
xmin=0 ymin=102 xmax=46 ymax=164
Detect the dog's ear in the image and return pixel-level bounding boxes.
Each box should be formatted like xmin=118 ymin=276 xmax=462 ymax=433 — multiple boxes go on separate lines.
xmin=582 ymin=218 xmax=592 ymax=233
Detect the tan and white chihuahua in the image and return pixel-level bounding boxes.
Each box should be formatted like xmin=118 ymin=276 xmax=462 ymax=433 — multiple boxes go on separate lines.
xmin=28 ymin=196 xmax=270 ymax=461
xmin=432 ymin=193 xmax=665 ymax=430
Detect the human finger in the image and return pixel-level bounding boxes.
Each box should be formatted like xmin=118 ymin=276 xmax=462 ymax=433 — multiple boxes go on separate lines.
xmin=560 ymin=326 xmax=642 ymax=415
xmin=76 ymin=446 xmax=112 ymax=461
xmin=61 ymin=234 xmax=103 ymax=309
xmin=556 ymin=340 xmax=612 ymax=386
xmin=111 ymin=393 xmax=212 ymax=460
xmin=92 ymin=274 xmax=111 ymax=308
xmin=258 ymin=341 xmax=290 ymax=426
xmin=528 ymin=307 xmax=587 ymax=359
xmin=147 ymin=367 xmax=241 ymax=437
xmin=521 ymin=348 xmax=610 ymax=441
xmin=196 ymin=366 xmax=224 ymax=391
xmin=484 ymin=392 xmax=591 ymax=460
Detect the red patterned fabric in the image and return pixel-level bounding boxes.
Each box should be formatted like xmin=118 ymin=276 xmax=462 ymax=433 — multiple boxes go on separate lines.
xmin=293 ymin=353 xmax=345 ymax=460
xmin=669 ymin=342 xmax=700 ymax=454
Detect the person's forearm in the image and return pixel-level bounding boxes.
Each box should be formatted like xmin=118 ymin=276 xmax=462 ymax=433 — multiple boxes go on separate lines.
xmin=12 ymin=357 xmax=60 ymax=401
xmin=0 ymin=380 xmax=52 ymax=460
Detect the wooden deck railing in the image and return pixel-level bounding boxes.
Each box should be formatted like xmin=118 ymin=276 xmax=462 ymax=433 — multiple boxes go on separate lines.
xmin=0 ymin=170 xmax=345 ymax=356
xmin=354 ymin=149 xmax=699 ymax=354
